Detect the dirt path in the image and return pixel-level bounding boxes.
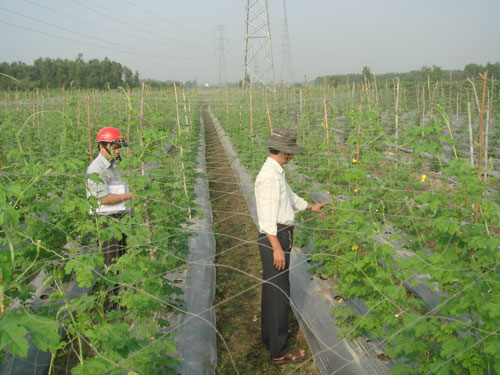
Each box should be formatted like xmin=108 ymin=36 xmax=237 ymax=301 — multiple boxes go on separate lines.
xmin=202 ymin=109 xmax=321 ymax=375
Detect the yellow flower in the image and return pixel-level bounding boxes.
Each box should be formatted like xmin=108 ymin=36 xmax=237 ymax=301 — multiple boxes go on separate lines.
xmin=352 ymin=158 xmax=357 ymax=163
xmin=354 ymin=188 xmax=359 ymax=194
xmin=421 ymin=174 xmax=427 ymax=183
xmin=351 ymin=245 xmax=358 ymax=250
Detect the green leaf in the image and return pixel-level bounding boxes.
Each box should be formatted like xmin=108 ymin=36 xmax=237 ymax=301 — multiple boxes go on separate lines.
xmin=0 ymin=315 xmax=29 ymax=357
xmin=71 ymin=357 xmax=110 ymax=375
xmin=22 ymin=314 xmax=60 ymax=352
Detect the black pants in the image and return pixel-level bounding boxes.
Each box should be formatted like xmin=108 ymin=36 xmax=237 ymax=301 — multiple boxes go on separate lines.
xmin=258 ymin=228 xmax=293 ymax=359
xmin=101 ymin=215 xmax=127 ymax=266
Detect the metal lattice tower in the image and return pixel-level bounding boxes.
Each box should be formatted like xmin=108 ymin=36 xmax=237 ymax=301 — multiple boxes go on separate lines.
xmin=216 ymin=25 xmax=228 ymax=87
xmin=281 ymin=0 xmax=294 ymax=85
xmin=242 ymin=0 xmax=276 ymax=88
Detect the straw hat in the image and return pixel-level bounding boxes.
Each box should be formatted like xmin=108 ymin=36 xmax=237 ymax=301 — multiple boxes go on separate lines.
xmin=262 ymin=128 xmax=305 ymax=154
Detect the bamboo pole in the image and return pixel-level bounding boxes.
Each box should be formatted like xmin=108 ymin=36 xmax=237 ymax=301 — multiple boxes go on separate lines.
xmin=322 ymin=98 xmax=331 ymax=185
xmin=36 ymin=89 xmax=40 ymax=137
xmin=416 ymin=84 xmax=420 ymax=113
xmin=299 ymin=89 xmax=303 ymax=121
xmin=484 ymin=105 xmax=490 ymax=180
xmin=126 ymin=88 xmax=131 ymax=154
xmin=395 ymin=77 xmax=400 ymax=143
xmin=448 ymin=72 xmax=453 ymax=125
xmin=466 ymin=78 xmax=481 ymax=117
xmin=304 ymin=75 xmax=310 ymax=128
xmin=140 ymin=83 xmax=145 ymax=154
xmin=477 ymin=70 xmax=488 ymax=180
xmin=467 ymin=102 xmax=474 ymax=167
xmin=174 ymin=81 xmax=181 ymax=134
xmin=87 ymin=94 xmax=92 ymax=163
xmin=373 ymin=72 xmax=379 ymax=106
xmin=182 ymin=88 xmax=189 ymax=126
xmin=421 ymin=85 xmax=426 ymax=128
xmin=266 ymin=101 xmax=273 ymax=135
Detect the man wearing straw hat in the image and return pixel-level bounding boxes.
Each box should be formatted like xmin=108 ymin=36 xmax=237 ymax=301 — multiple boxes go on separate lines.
xmin=255 ymin=127 xmax=327 ymax=366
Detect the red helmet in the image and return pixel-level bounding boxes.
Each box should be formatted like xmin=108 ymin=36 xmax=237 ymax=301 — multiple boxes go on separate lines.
xmin=96 ymin=127 xmax=128 ymax=147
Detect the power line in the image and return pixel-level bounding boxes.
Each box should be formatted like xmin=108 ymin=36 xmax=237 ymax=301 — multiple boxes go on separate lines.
xmin=68 ymin=0 xmax=206 ymax=48
xmin=0 ymin=16 xmax=199 ymax=60
xmin=22 ymin=0 xmax=168 ymax=46
xmin=122 ymin=0 xmax=202 ymax=36
xmin=0 ymin=5 xmax=169 ymax=57
xmin=0 ymin=18 xmax=152 ymax=58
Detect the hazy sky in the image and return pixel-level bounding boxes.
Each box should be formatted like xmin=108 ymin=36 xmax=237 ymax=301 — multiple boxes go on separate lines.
xmin=1 ymin=0 xmax=499 ymax=84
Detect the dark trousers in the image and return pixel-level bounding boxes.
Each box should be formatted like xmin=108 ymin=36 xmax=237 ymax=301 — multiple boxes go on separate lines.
xmin=101 ymin=215 xmax=127 ymax=266
xmin=101 ymin=217 xmax=127 ymax=310
xmin=258 ymin=228 xmax=293 ymax=359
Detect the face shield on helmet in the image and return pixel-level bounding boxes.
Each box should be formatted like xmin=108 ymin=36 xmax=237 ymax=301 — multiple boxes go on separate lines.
xmin=96 ymin=127 xmax=128 ymax=161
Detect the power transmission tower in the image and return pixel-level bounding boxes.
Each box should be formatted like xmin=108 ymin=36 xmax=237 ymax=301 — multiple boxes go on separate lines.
xmin=281 ymin=0 xmax=294 ymax=85
xmin=216 ymin=25 xmax=228 ymax=87
xmin=242 ymin=0 xmax=276 ymax=88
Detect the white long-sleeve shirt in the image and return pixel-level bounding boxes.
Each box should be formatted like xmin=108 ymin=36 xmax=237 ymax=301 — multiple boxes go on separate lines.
xmin=255 ymin=157 xmax=308 ymax=235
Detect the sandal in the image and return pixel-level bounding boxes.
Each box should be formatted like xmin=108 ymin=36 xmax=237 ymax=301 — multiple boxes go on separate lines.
xmin=272 ymin=349 xmax=306 ymax=366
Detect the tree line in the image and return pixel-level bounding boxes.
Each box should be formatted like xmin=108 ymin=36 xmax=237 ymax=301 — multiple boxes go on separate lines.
xmin=0 ymin=54 xmax=140 ymax=90
xmin=314 ymin=62 xmax=500 ymax=86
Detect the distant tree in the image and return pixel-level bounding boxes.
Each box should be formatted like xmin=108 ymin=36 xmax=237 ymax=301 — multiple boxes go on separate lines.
xmin=420 ymin=66 xmax=432 ymax=81
xmin=430 ymin=65 xmax=443 ymax=82
xmin=485 ymin=62 xmax=500 ymax=78
xmin=362 ymin=66 xmax=372 ymax=82
xmin=464 ymin=63 xmax=481 ymax=79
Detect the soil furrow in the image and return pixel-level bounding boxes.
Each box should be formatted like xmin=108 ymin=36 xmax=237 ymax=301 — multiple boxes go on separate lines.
xmin=202 ymin=109 xmax=321 ymax=375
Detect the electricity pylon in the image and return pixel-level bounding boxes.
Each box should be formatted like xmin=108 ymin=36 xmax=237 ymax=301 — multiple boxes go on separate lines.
xmin=281 ymin=0 xmax=293 ymax=85
xmin=242 ymin=0 xmax=275 ymax=88
xmin=216 ymin=25 xmax=228 ymax=87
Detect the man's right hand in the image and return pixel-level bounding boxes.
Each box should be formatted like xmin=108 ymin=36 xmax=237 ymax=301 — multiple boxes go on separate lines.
xmin=273 ymin=248 xmax=286 ymax=271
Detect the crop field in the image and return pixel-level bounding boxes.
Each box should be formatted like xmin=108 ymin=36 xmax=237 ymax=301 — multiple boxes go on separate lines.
xmin=207 ymin=77 xmax=500 ymax=374
xmin=1 ymin=77 xmax=500 ymax=375
xmin=1 ymin=86 xmax=199 ymax=374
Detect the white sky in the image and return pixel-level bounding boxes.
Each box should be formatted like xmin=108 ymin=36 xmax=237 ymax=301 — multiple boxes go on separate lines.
xmin=1 ymin=0 xmax=499 ymax=84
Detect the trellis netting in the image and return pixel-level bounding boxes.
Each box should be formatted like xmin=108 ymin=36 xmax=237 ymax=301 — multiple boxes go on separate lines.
xmin=207 ymin=107 xmax=391 ymax=375
xmin=1 ymin=108 xmax=217 ymax=375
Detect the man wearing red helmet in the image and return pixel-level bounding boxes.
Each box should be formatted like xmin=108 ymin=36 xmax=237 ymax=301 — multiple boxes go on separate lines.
xmin=86 ymin=126 xmax=134 ymax=265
